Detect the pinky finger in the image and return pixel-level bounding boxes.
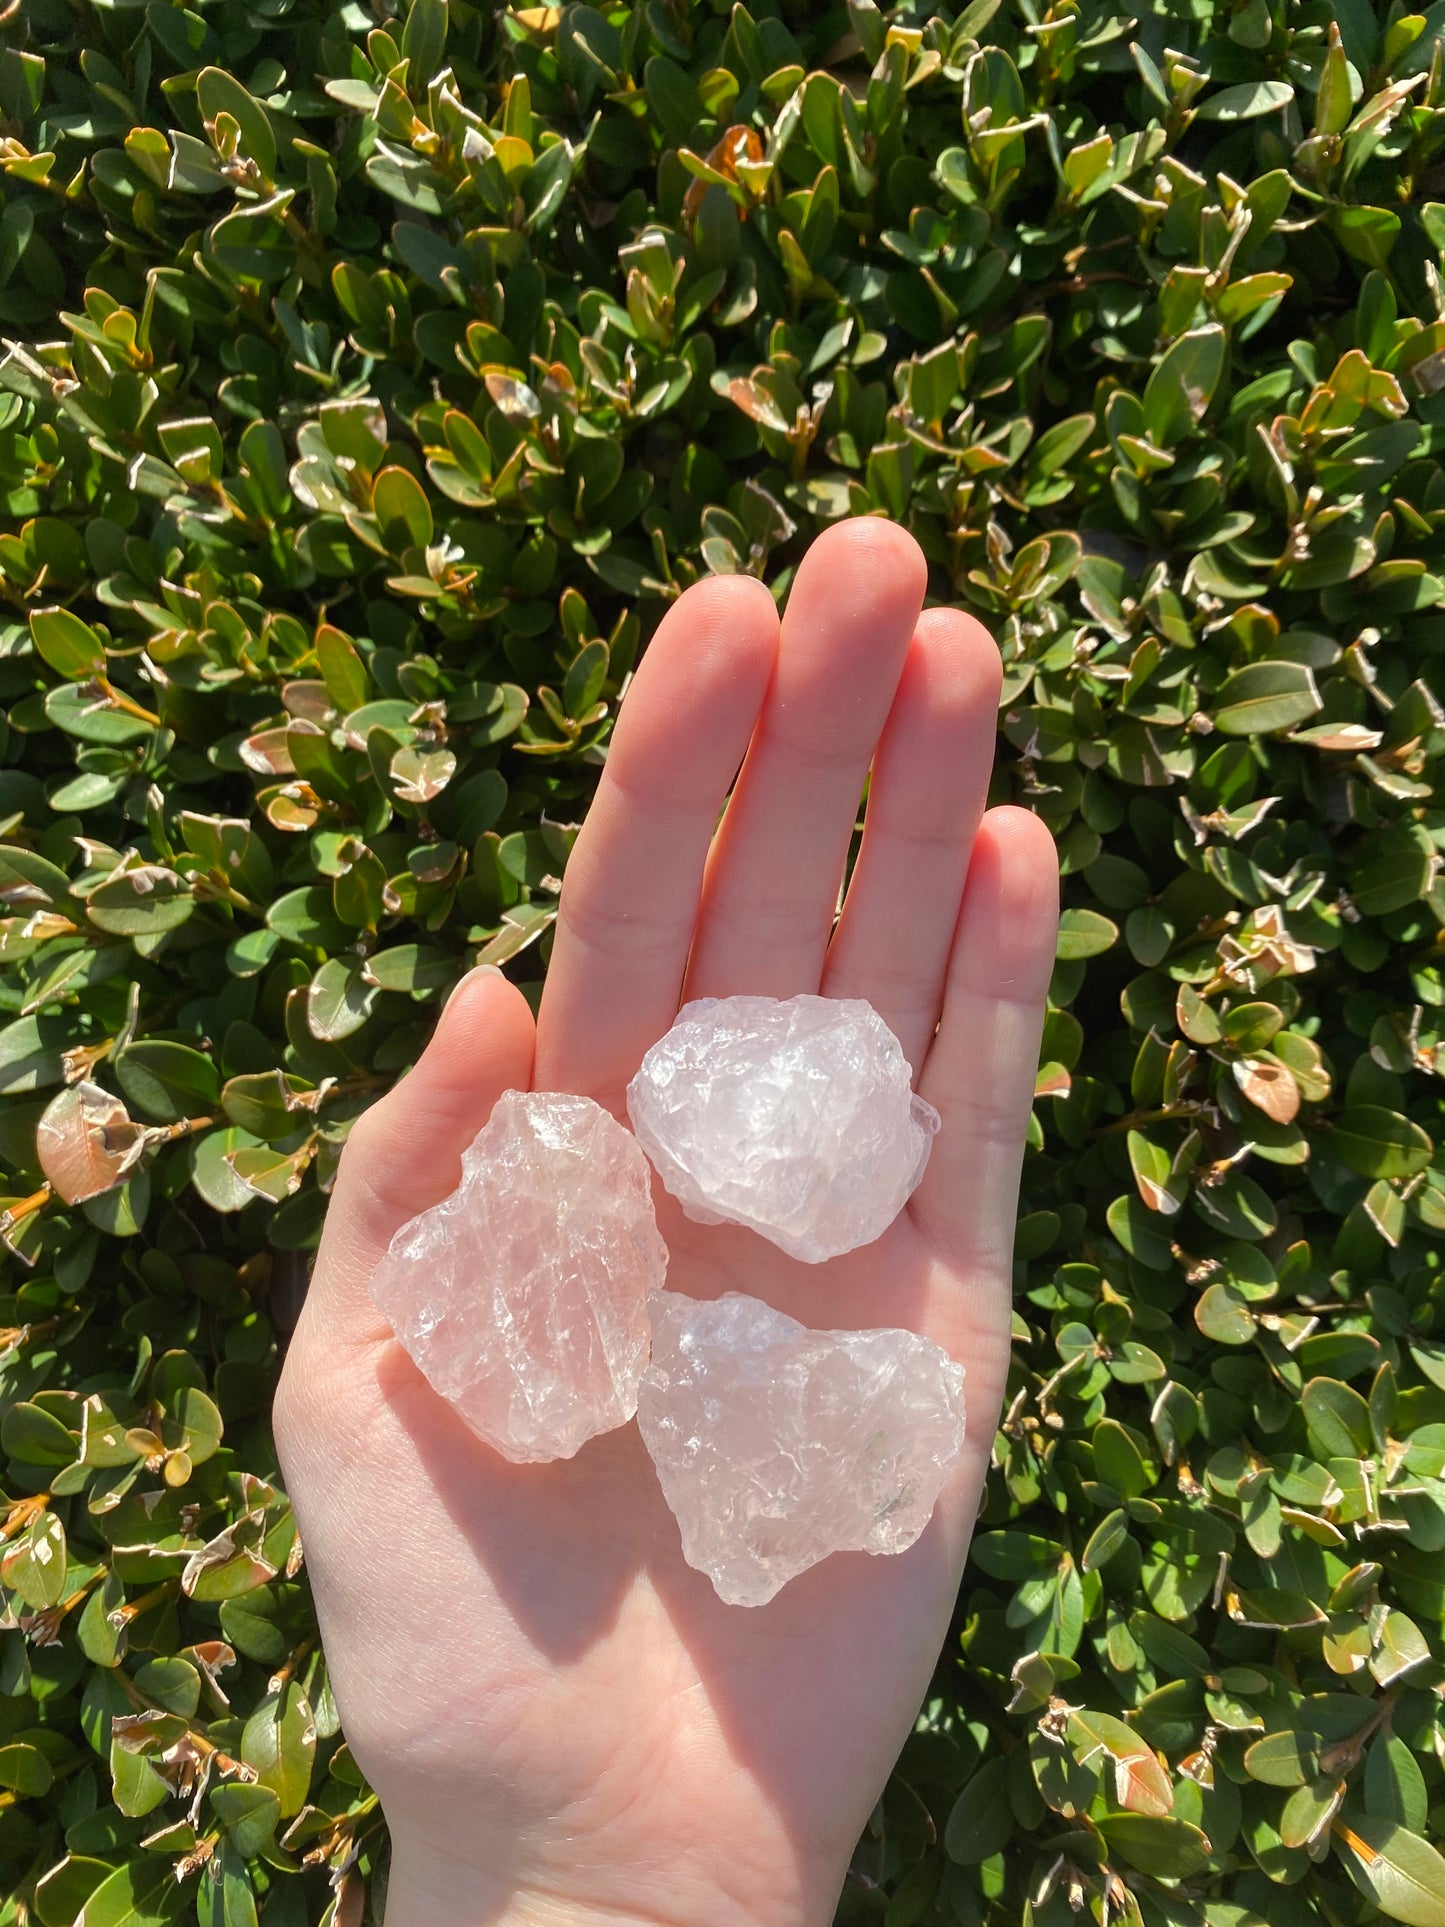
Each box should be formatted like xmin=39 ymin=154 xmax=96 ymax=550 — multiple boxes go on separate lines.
xmin=913 ymin=807 xmax=1059 ymax=1281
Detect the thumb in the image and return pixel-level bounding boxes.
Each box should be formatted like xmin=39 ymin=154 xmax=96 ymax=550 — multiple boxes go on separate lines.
xmin=297 ymin=966 xmax=537 ymax=1349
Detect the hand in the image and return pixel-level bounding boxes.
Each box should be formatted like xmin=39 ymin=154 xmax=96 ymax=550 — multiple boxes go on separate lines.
xmin=275 ymin=519 xmax=1059 ymax=1927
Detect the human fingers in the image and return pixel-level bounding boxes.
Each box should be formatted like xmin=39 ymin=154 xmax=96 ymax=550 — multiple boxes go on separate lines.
xmin=297 ymin=966 xmax=537 ymax=1344
xmin=912 ymin=807 xmax=1059 ymax=1283
xmin=535 ymin=574 xmax=778 ymax=1105
xmin=821 ymin=609 xmax=1001 ymax=1074
xmin=683 ymin=518 xmax=928 ymax=1001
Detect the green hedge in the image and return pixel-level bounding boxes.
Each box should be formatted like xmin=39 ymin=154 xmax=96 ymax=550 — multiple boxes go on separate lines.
xmin=2 ymin=0 xmax=1445 ymax=1921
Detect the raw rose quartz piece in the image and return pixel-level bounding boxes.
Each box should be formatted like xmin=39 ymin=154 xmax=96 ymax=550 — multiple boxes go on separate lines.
xmin=369 ymin=1090 xmax=667 ymax=1463
xmin=626 ymin=994 xmax=940 ymax=1263
xmin=638 ymin=1288 xmax=966 ymax=1606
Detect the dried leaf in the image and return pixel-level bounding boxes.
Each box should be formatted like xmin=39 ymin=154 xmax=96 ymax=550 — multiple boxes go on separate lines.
xmin=36 ymin=1082 xmax=150 ymax=1203
xmin=1233 ymin=1055 xmax=1300 ymax=1123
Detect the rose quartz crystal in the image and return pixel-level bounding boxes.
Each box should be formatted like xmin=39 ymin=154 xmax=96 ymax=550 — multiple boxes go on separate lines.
xmin=369 ymin=1091 xmax=667 ymax=1463
xmin=626 ymin=995 xmax=940 ymax=1263
xmin=638 ymin=1289 xmax=966 ymax=1606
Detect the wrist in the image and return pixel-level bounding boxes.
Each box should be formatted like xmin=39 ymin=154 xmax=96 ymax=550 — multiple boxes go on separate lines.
xmin=380 ymin=1839 xmax=690 ymax=1927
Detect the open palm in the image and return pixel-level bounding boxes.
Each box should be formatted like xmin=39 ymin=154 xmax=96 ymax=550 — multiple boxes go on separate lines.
xmin=275 ymin=520 xmax=1058 ymax=1927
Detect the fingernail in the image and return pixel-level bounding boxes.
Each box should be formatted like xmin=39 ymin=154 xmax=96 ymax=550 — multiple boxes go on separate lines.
xmin=442 ymin=964 xmax=505 ymax=1013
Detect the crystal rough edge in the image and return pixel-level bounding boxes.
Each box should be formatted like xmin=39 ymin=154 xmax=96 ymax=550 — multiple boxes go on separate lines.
xmin=637 ymin=1288 xmax=966 ymax=1607
xmin=369 ymin=1090 xmax=668 ymax=1465
xmin=626 ymin=993 xmax=941 ymax=1264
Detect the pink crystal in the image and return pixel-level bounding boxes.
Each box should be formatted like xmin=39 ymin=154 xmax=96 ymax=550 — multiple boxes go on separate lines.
xmin=626 ymin=995 xmax=940 ymax=1263
xmin=369 ymin=1091 xmax=667 ymax=1463
xmin=637 ymin=1289 xmax=966 ymax=1606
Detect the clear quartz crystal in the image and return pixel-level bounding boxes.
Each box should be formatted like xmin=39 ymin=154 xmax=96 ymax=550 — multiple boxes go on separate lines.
xmin=638 ymin=1288 xmax=966 ymax=1607
xmin=369 ymin=1090 xmax=667 ymax=1463
xmin=626 ymin=994 xmax=940 ymax=1263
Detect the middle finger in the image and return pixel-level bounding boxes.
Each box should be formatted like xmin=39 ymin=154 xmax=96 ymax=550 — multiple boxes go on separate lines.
xmin=684 ymin=518 xmax=928 ymax=1001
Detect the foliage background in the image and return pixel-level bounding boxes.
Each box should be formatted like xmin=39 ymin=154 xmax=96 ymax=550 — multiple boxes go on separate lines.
xmin=1 ymin=0 xmax=1445 ymax=1921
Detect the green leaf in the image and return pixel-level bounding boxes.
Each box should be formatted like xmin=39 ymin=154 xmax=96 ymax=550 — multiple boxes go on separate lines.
xmin=45 ymin=683 xmax=154 ymax=746
xmin=361 ymin=944 xmax=455 ymax=995
xmin=307 ymin=957 xmax=377 ymax=1041
xmin=1316 ymin=27 xmax=1354 ymax=136
xmin=563 ymin=639 xmax=609 ymax=720
xmin=266 ymin=887 xmax=351 ymax=953
xmin=220 ymin=1071 xmax=303 ymax=1140
xmin=1213 ymin=661 xmax=1323 ymax=734
xmin=1056 ymin=908 xmax=1118 ymax=960
xmin=1366 ymin=1735 xmax=1430 ymax=1831
xmin=455 ymin=681 xmax=529 ymax=744
xmin=372 ymin=465 xmax=434 ymax=552
xmin=1332 ymin=1106 xmax=1432 ymax=1179
xmin=1352 ymin=824 xmax=1434 ymax=915
xmin=0 ymin=1740 xmax=53 ymax=1796
xmin=108 ymin=1736 xmax=171 ymax=1819
xmin=1196 ymin=79 xmax=1295 ymax=119
xmin=241 ymin=1684 xmax=315 ymax=1817
xmin=971 ymin=1530 xmax=1060 ymax=1580
xmin=196 ymin=1841 xmax=258 ymax=1927
xmin=1107 ymin=1193 xmax=1174 ymax=1270
xmin=316 ymin=627 xmax=370 ymax=712
xmin=157 ymin=416 xmax=223 ymax=484
xmin=1093 ymin=1419 xmax=1152 ymax=1498
xmin=134 ymin=1655 xmax=200 ymax=1716
xmin=401 ymin=0 xmax=448 ymax=93
xmin=167 ymin=1385 xmax=223 ymax=1465
xmin=1222 ymin=1001 xmax=1283 ymax=1050
xmin=1142 ymin=325 xmax=1226 ymax=444
xmin=1082 ymin=1507 xmax=1130 ymax=1572
xmin=191 ymin=1127 xmax=264 ymax=1213
xmin=113 ymin=1041 xmax=220 ymax=1124
xmin=1190 ymin=1167 xmax=1276 ymax=1240
xmin=196 ymin=67 xmax=277 ymax=177
xmin=1127 ymin=1129 xmax=1184 ymax=1214
xmin=1230 ymin=1587 xmax=1327 ymax=1629
xmin=87 ymin=868 xmax=194 ymax=936
xmin=1280 ymin=1776 xmax=1343 ymax=1850
xmin=0 ymin=843 xmax=75 ymax=911
xmin=1334 ymin=1817 xmax=1445 ymax=1927
xmin=1 ymin=1508 xmax=67 ymax=1608
xmin=0 ymin=1013 xmax=67 ymax=1094
xmin=210 ymin=1782 xmax=282 ymax=1857
xmin=1371 ymin=1609 xmax=1431 ymax=1686
xmin=1331 ymin=205 xmax=1401 ymax=271
xmin=1302 ymin=1376 xmax=1373 ymax=1457
xmin=225 ymin=1143 xmax=309 ymax=1204
xmin=73 ymin=1852 xmax=189 ymax=1926
xmin=1195 ymin=1281 xmax=1256 ymax=1344
xmin=1097 ymin=1813 xmax=1211 ymax=1877
xmin=944 ymin=1757 xmax=1013 ymax=1864
xmin=35 ymin=1857 xmax=112 ymax=1927
xmin=2 ymin=1399 xmax=77 ymax=1464
xmin=1217 ymin=271 xmax=1292 ymax=324
xmin=31 ymin=606 xmax=105 ymax=678
xmin=220 ymin=1583 xmax=311 ymax=1665
xmin=524 ymin=135 xmax=579 ymax=236
xmin=365 ymin=149 xmax=447 ymax=214
xmin=1245 ymin=1728 xmax=1318 ymax=1787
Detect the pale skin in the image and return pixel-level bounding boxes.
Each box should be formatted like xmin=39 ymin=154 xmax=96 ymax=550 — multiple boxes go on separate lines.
xmin=274 ymin=519 xmax=1060 ymax=1926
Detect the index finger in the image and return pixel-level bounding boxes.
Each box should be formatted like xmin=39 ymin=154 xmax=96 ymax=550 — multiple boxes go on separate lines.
xmin=534 ymin=573 xmax=778 ymax=1107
